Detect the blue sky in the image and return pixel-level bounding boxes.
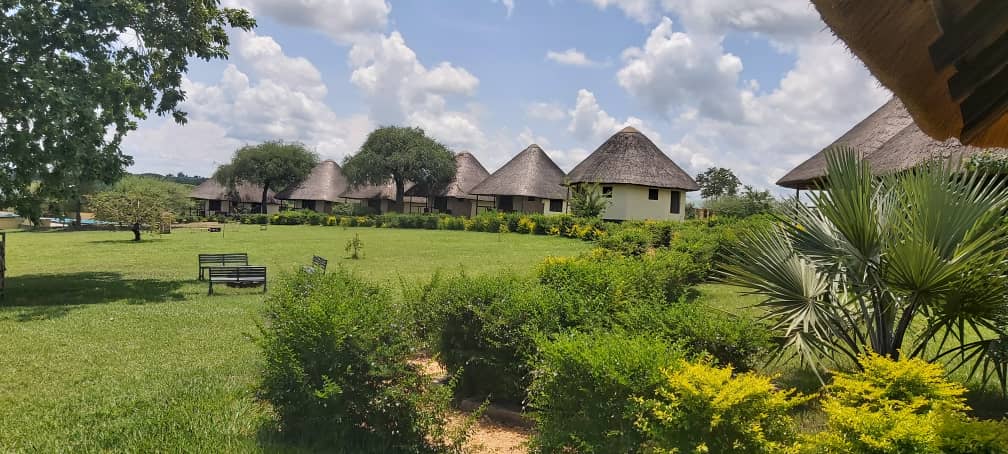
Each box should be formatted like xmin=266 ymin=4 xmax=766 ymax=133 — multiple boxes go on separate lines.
xmin=123 ymin=0 xmax=890 ymax=193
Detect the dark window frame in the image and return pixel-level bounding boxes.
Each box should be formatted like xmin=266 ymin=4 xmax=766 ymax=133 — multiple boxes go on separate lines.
xmin=670 ymin=191 xmax=681 ymax=214
xmin=601 ymin=186 xmax=613 ymax=198
xmin=549 ymin=199 xmax=563 ymax=212
xmin=648 ymin=188 xmax=659 ymax=200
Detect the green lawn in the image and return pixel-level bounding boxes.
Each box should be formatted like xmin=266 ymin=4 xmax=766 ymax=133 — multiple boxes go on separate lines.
xmin=0 ymin=226 xmax=589 ymax=452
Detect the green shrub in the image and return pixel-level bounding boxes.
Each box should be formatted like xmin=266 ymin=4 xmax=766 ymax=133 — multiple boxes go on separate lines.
xmin=270 ymin=209 xmax=324 ymax=225
xmin=332 ymin=202 xmax=376 ymax=216
xmin=537 ymin=249 xmax=700 ymax=306
xmin=256 ymin=270 xmax=464 ymax=452
xmin=433 ymin=273 xmax=562 ymax=403
xmin=528 ymin=332 xmax=687 ymax=453
xmin=937 ymin=416 xmax=1008 ymax=454
xmin=597 ymin=226 xmax=653 ymax=255
xmin=619 ymin=302 xmax=773 ymax=371
xmin=804 ymin=354 xmax=996 ymax=454
xmin=634 ymin=361 xmax=806 ymax=454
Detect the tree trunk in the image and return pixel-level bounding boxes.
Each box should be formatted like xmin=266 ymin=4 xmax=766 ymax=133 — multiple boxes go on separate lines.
xmin=261 ymin=183 xmax=270 ymax=215
xmin=75 ymin=194 xmax=82 ymax=228
xmin=394 ymin=175 xmax=405 ymax=213
xmin=132 ymin=222 xmax=141 ymax=241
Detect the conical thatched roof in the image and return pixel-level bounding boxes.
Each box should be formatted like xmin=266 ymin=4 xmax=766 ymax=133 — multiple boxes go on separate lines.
xmin=811 ymin=0 xmax=1008 ymax=147
xmin=190 ymin=179 xmax=278 ymax=204
xmin=470 ymin=144 xmax=567 ymax=199
xmin=341 ymin=180 xmax=425 ymax=204
xmin=865 ymin=124 xmax=1008 ymax=175
xmin=405 ymin=152 xmax=490 ymax=200
xmin=777 ymin=97 xmax=1008 ymax=189
xmin=777 ymin=98 xmax=914 ymax=189
xmin=275 ymin=160 xmax=349 ymax=202
xmin=567 ymin=126 xmax=699 ymax=191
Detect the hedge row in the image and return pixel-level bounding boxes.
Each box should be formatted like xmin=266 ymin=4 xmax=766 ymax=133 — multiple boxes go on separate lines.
xmin=232 ymin=210 xmax=613 ymax=240
xmin=406 ymin=250 xmax=775 ymax=406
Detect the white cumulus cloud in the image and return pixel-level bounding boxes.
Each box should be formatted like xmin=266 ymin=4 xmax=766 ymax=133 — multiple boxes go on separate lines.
xmin=224 ymin=0 xmax=390 ymax=43
xmin=546 ymin=48 xmax=601 ymax=67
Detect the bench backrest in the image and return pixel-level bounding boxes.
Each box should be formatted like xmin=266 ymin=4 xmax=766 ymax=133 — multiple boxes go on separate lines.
xmin=208 ymin=266 xmax=266 ymax=279
xmin=199 ymin=253 xmax=248 ymax=266
xmin=312 ymin=255 xmax=328 ymax=270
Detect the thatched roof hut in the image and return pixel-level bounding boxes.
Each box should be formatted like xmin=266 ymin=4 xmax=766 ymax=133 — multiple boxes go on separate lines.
xmin=777 ymin=98 xmax=915 ymax=189
xmin=777 ymin=97 xmax=1008 ymax=189
xmin=190 ymin=179 xmax=278 ymax=204
xmin=275 ymin=160 xmax=349 ymax=202
xmin=341 ymin=180 xmax=425 ymax=204
xmin=404 ymin=152 xmax=490 ymax=200
xmin=865 ymin=122 xmax=1008 ymax=175
xmin=811 ymin=0 xmax=1008 ymax=147
xmin=470 ymin=144 xmax=567 ymax=199
xmin=567 ymin=126 xmax=699 ymax=191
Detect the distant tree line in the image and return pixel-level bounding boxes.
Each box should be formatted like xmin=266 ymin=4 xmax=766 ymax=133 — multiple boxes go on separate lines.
xmin=136 ymin=172 xmax=208 ymax=186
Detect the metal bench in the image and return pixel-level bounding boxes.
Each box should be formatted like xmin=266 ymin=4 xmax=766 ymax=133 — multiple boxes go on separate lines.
xmin=198 ymin=253 xmax=248 ymax=280
xmin=304 ymin=255 xmax=328 ymax=274
xmin=207 ymin=266 xmax=267 ymax=295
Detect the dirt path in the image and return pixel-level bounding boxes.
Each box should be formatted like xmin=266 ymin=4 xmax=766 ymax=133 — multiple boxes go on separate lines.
xmin=413 ymin=357 xmax=531 ymax=453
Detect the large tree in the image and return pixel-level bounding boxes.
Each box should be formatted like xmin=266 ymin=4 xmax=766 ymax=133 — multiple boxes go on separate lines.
xmin=695 ymin=167 xmax=742 ymax=199
xmin=89 ymin=175 xmax=194 ymax=241
xmin=343 ymin=126 xmax=456 ymax=213
xmin=0 ymin=1 xmax=255 ymax=215
xmin=214 ymin=141 xmax=319 ymax=213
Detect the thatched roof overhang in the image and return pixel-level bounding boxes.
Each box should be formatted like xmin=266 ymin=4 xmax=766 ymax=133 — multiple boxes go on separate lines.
xmin=811 ymin=0 xmax=1008 ymax=147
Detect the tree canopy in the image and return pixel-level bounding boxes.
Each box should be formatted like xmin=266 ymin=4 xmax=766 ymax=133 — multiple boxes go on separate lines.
xmin=0 ymin=1 xmax=254 ymax=215
xmin=214 ymin=141 xmax=319 ymax=212
xmin=695 ymin=167 xmax=742 ymax=199
xmin=89 ymin=175 xmax=194 ymax=237
xmin=343 ymin=127 xmax=456 ymax=213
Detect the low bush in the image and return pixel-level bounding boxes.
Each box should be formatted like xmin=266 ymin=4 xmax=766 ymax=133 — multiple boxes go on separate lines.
xmin=619 ymin=302 xmax=774 ymax=371
xmin=528 ymin=332 xmax=687 ymax=453
xmin=257 ymin=270 xmax=467 ymax=452
xmin=332 ymin=202 xmax=377 ymax=216
xmin=597 ymin=226 xmax=653 ymax=256
xmin=270 ymin=209 xmax=324 ymax=226
xmin=432 ymin=273 xmax=563 ymax=403
xmin=635 ymin=361 xmax=806 ymax=454
xmin=538 ymin=249 xmax=702 ymax=306
xmin=805 ymin=354 xmax=1008 ymax=454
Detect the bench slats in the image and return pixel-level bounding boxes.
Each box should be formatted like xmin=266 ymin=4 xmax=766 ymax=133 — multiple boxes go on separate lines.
xmin=207 ymin=265 xmax=266 ymax=295
xmin=198 ymin=253 xmax=249 ymax=280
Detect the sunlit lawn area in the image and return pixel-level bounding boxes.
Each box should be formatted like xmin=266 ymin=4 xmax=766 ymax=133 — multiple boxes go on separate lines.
xmin=0 ymin=226 xmax=589 ymax=452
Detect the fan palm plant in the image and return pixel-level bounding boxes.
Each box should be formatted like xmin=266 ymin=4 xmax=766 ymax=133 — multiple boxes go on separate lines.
xmin=723 ymin=147 xmax=1008 ymax=389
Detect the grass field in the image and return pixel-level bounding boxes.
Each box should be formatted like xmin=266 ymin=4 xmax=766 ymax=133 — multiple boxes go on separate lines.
xmin=0 ymin=226 xmax=589 ymax=452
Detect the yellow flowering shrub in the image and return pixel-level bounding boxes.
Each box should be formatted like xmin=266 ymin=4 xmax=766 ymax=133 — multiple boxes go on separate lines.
xmin=804 ymin=354 xmax=1008 ymax=454
xmin=634 ymin=361 xmax=806 ymax=454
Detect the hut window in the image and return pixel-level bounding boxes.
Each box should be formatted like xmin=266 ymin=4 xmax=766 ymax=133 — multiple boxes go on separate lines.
xmin=602 ymin=186 xmax=613 ymax=198
xmin=549 ymin=199 xmax=563 ymax=212
xmin=527 ymin=196 xmax=536 ymax=201
xmin=497 ymin=196 xmax=514 ymax=212
xmin=648 ymin=188 xmax=659 ymax=200
xmin=670 ymin=191 xmax=681 ymax=214
xmin=208 ymin=200 xmax=221 ymax=211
